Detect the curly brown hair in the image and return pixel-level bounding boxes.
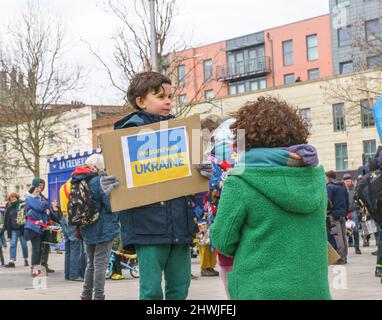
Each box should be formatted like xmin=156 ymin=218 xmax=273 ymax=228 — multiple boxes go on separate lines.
xmin=230 ymin=96 xmax=309 ymax=150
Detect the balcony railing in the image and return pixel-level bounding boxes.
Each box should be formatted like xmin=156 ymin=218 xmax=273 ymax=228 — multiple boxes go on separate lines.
xmin=216 ymin=56 xmax=271 ymax=81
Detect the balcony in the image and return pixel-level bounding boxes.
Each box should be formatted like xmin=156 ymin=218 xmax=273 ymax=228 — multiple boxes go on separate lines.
xmin=216 ymin=56 xmax=271 ymax=81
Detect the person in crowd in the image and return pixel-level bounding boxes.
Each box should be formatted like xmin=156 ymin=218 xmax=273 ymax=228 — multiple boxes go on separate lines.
xmin=49 ymin=199 xmax=64 ymax=254
xmin=110 ymin=234 xmax=124 ymax=280
xmin=343 ymin=174 xmax=362 ymax=255
xmin=0 ymin=227 xmax=6 ymax=266
xmin=192 ymin=115 xmax=223 ymax=277
xmin=34 ymin=179 xmax=56 ymax=274
xmin=100 ymin=72 xmax=211 ymax=300
xmin=24 ymin=182 xmax=50 ymax=277
xmin=78 ymin=153 xmax=120 ymax=300
xmin=2 ymin=193 xmax=29 ymax=268
xmin=326 ymin=170 xmax=349 ymax=265
xmin=60 ymin=179 xmax=87 ymax=281
xmin=210 ymin=96 xmax=331 ymax=300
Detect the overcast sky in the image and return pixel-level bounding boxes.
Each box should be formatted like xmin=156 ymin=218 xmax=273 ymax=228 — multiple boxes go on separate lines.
xmin=0 ymin=0 xmax=329 ymax=105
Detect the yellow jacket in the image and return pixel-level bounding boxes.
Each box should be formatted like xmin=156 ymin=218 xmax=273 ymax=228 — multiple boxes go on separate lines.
xmin=59 ymin=179 xmax=71 ymax=216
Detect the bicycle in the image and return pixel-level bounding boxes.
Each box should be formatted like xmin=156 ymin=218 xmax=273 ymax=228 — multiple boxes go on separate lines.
xmin=105 ymin=249 xmax=139 ymax=279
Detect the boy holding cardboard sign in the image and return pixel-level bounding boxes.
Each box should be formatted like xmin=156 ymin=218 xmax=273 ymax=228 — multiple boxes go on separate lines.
xmin=101 ymin=72 xmax=211 ymax=300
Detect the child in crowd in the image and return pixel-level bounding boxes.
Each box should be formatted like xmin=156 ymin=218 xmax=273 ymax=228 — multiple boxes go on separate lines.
xmin=211 ymin=97 xmax=331 ymax=300
xmin=100 ymin=72 xmax=211 ymax=300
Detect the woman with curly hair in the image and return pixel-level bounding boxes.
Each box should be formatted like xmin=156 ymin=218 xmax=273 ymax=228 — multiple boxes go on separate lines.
xmin=211 ymin=96 xmax=331 ymax=300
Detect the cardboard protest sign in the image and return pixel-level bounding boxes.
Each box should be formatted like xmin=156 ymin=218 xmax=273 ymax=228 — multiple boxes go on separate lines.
xmin=101 ymin=114 xmax=209 ymax=212
xmin=121 ymin=126 xmax=191 ymax=188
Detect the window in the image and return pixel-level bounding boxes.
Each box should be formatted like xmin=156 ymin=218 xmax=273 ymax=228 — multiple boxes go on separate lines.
xmin=3 ymin=186 xmax=7 ymax=198
xmin=339 ymin=61 xmax=353 ymax=74
xmin=228 ymin=83 xmax=246 ymax=95
xmin=178 ymin=94 xmax=187 ymax=105
xmin=308 ymin=68 xmax=320 ymax=80
xmin=284 ymin=73 xmax=295 ymax=85
xmin=228 ymin=51 xmax=245 ymax=75
xmin=1 ymin=140 xmax=6 ymax=152
xmin=282 ymin=40 xmax=293 ymax=66
xmin=203 ymin=60 xmax=213 ymax=82
xmin=48 ymin=131 xmax=54 ymax=144
xmin=307 ymin=35 xmax=318 ymax=61
xmin=73 ymin=125 xmax=80 ymax=139
xmin=177 ymin=64 xmax=186 ymax=86
xmin=361 ymin=99 xmax=375 ymax=128
xmin=335 ymin=143 xmax=348 ymax=171
xmin=366 ymin=19 xmax=380 ymax=41
xmin=204 ymin=90 xmax=214 ymax=101
xmin=363 ymin=140 xmax=377 ymax=165
xmin=15 ymin=185 xmax=20 ymax=194
xmin=337 ymin=0 xmax=350 ymax=7
xmin=368 ymin=55 xmax=382 ymax=68
xmin=338 ymin=26 xmax=352 ymax=47
xmin=333 ymin=103 xmax=346 ymax=131
xmin=250 ymin=78 xmax=266 ymax=91
xmin=300 ymin=108 xmax=312 ymax=133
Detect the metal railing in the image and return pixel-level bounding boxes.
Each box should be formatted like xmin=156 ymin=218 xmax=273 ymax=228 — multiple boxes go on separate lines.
xmin=216 ymin=56 xmax=271 ymax=80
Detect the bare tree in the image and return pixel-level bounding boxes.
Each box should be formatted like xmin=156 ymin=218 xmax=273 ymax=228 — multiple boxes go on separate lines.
xmin=88 ymin=0 xmax=224 ymax=116
xmin=0 ymin=2 xmax=82 ymax=179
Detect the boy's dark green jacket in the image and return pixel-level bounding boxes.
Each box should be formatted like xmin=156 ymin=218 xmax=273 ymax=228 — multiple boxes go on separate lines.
xmin=115 ymin=110 xmax=197 ymax=247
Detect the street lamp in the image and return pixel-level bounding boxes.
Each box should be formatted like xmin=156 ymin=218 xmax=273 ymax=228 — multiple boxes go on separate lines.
xmin=148 ymin=0 xmax=159 ymax=72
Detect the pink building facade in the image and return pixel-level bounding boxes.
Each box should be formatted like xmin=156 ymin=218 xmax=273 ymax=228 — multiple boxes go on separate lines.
xmin=170 ymin=14 xmax=333 ymax=104
xmin=264 ymin=14 xmax=333 ymax=87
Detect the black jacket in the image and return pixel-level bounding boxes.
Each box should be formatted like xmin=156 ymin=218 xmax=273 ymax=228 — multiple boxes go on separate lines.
xmin=115 ymin=110 xmax=198 ymax=247
xmin=3 ymin=201 xmax=23 ymax=238
xmin=327 ymin=180 xmax=349 ymax=218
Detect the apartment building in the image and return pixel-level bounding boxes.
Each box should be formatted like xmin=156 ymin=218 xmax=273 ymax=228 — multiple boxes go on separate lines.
xmin=170 ymin=15 xmax=333 ymax=105
xmin=329 ymin=0 xmax=382 ymax=74
xmin=185 ymin=69 xmax=381 ymax=174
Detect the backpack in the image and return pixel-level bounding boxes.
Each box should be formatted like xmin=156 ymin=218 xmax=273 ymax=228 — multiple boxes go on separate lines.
xmin=16 ymin=202 xmax=26 ymax=226
xmin=356 ymin=170 xmax=382 ymax=225
xmin=67 ymin=177 xmax=100 ymax=227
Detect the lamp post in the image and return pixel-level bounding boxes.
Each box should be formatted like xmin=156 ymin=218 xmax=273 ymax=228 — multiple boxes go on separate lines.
xmin=148 ymin=0 xmax=159 ymax=72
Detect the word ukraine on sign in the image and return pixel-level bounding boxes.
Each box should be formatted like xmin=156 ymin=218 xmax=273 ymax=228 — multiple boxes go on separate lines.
xmin=121 ymin=126 xmax=191 ymax=188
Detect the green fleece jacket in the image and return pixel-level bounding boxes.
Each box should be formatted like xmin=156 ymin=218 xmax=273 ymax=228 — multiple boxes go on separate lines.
xmin=210 ymin=150 xmax=331 ymax=300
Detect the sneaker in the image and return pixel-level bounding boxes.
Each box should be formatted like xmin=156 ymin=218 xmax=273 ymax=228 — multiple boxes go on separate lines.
xmin=355 ymin=249 xmax=362 ymax=255
xmin=207 ymin=268 xmax=219 ymax=276
xmin=201 ymin=268 xmax=219 ymax=277
xmin=375 ymin=269 xmax=382 ymax=277
xmin=372 ymin=251 xmax=378 ymax=256
xmin=70 ymin=277 xmax=84 ymax=282
xmin=111 ymin=274 xmax=124 ymax=280
xmin=4 ymin=262 xmax=15 ymax=268
xmin=24 ymin=260 xmax=29 ymax=267
xmin=191 ymin=273 xmax=198 ymax=280
xmin=42 ymin=264 xmax=55 ymax=273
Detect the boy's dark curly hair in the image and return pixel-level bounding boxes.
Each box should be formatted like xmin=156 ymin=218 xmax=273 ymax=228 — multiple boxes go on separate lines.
xmin=230 ymin=96 xmax=309 ymax=150
xmin=127 ymin=72 xmax=172 ymax=110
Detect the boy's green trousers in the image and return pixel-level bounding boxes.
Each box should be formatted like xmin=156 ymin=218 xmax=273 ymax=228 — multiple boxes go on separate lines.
xmin=135 ymin=244 xmax=191 ymax=300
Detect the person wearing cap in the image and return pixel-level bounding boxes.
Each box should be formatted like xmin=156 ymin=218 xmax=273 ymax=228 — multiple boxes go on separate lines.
xmin=68 ymin=153 xmax=120 ymax=300
xmin=32 ymin=178 xmax=59 ymax=274
xmin=24 ymin=182 xmax=50 ymax=277
xmin=326 ymin=170 xmax=349 ymax=264
xmin=343 ymin=174 xmax=362 ymax=255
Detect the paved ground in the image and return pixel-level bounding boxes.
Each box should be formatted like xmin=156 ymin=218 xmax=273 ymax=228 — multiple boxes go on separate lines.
xmin=0 ymin=241 xmax=381 ymax=300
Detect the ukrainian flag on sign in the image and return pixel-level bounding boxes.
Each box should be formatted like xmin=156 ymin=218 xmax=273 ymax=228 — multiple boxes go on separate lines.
xmin=121 ymin=127 xmax=191 ymax=188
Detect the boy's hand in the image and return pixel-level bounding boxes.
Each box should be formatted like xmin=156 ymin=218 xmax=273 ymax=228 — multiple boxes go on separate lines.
xmin=197 ymin=162 xmax=213 ymax=180
xmin=100 ymin=174 xmax=120 ymax=195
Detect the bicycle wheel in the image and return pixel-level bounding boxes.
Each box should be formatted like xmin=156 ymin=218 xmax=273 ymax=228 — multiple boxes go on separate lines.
xmin=105 ymin=263 xmax=113 ymax=279
xmin=130 ymin=264 xmax=139 ymax=278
